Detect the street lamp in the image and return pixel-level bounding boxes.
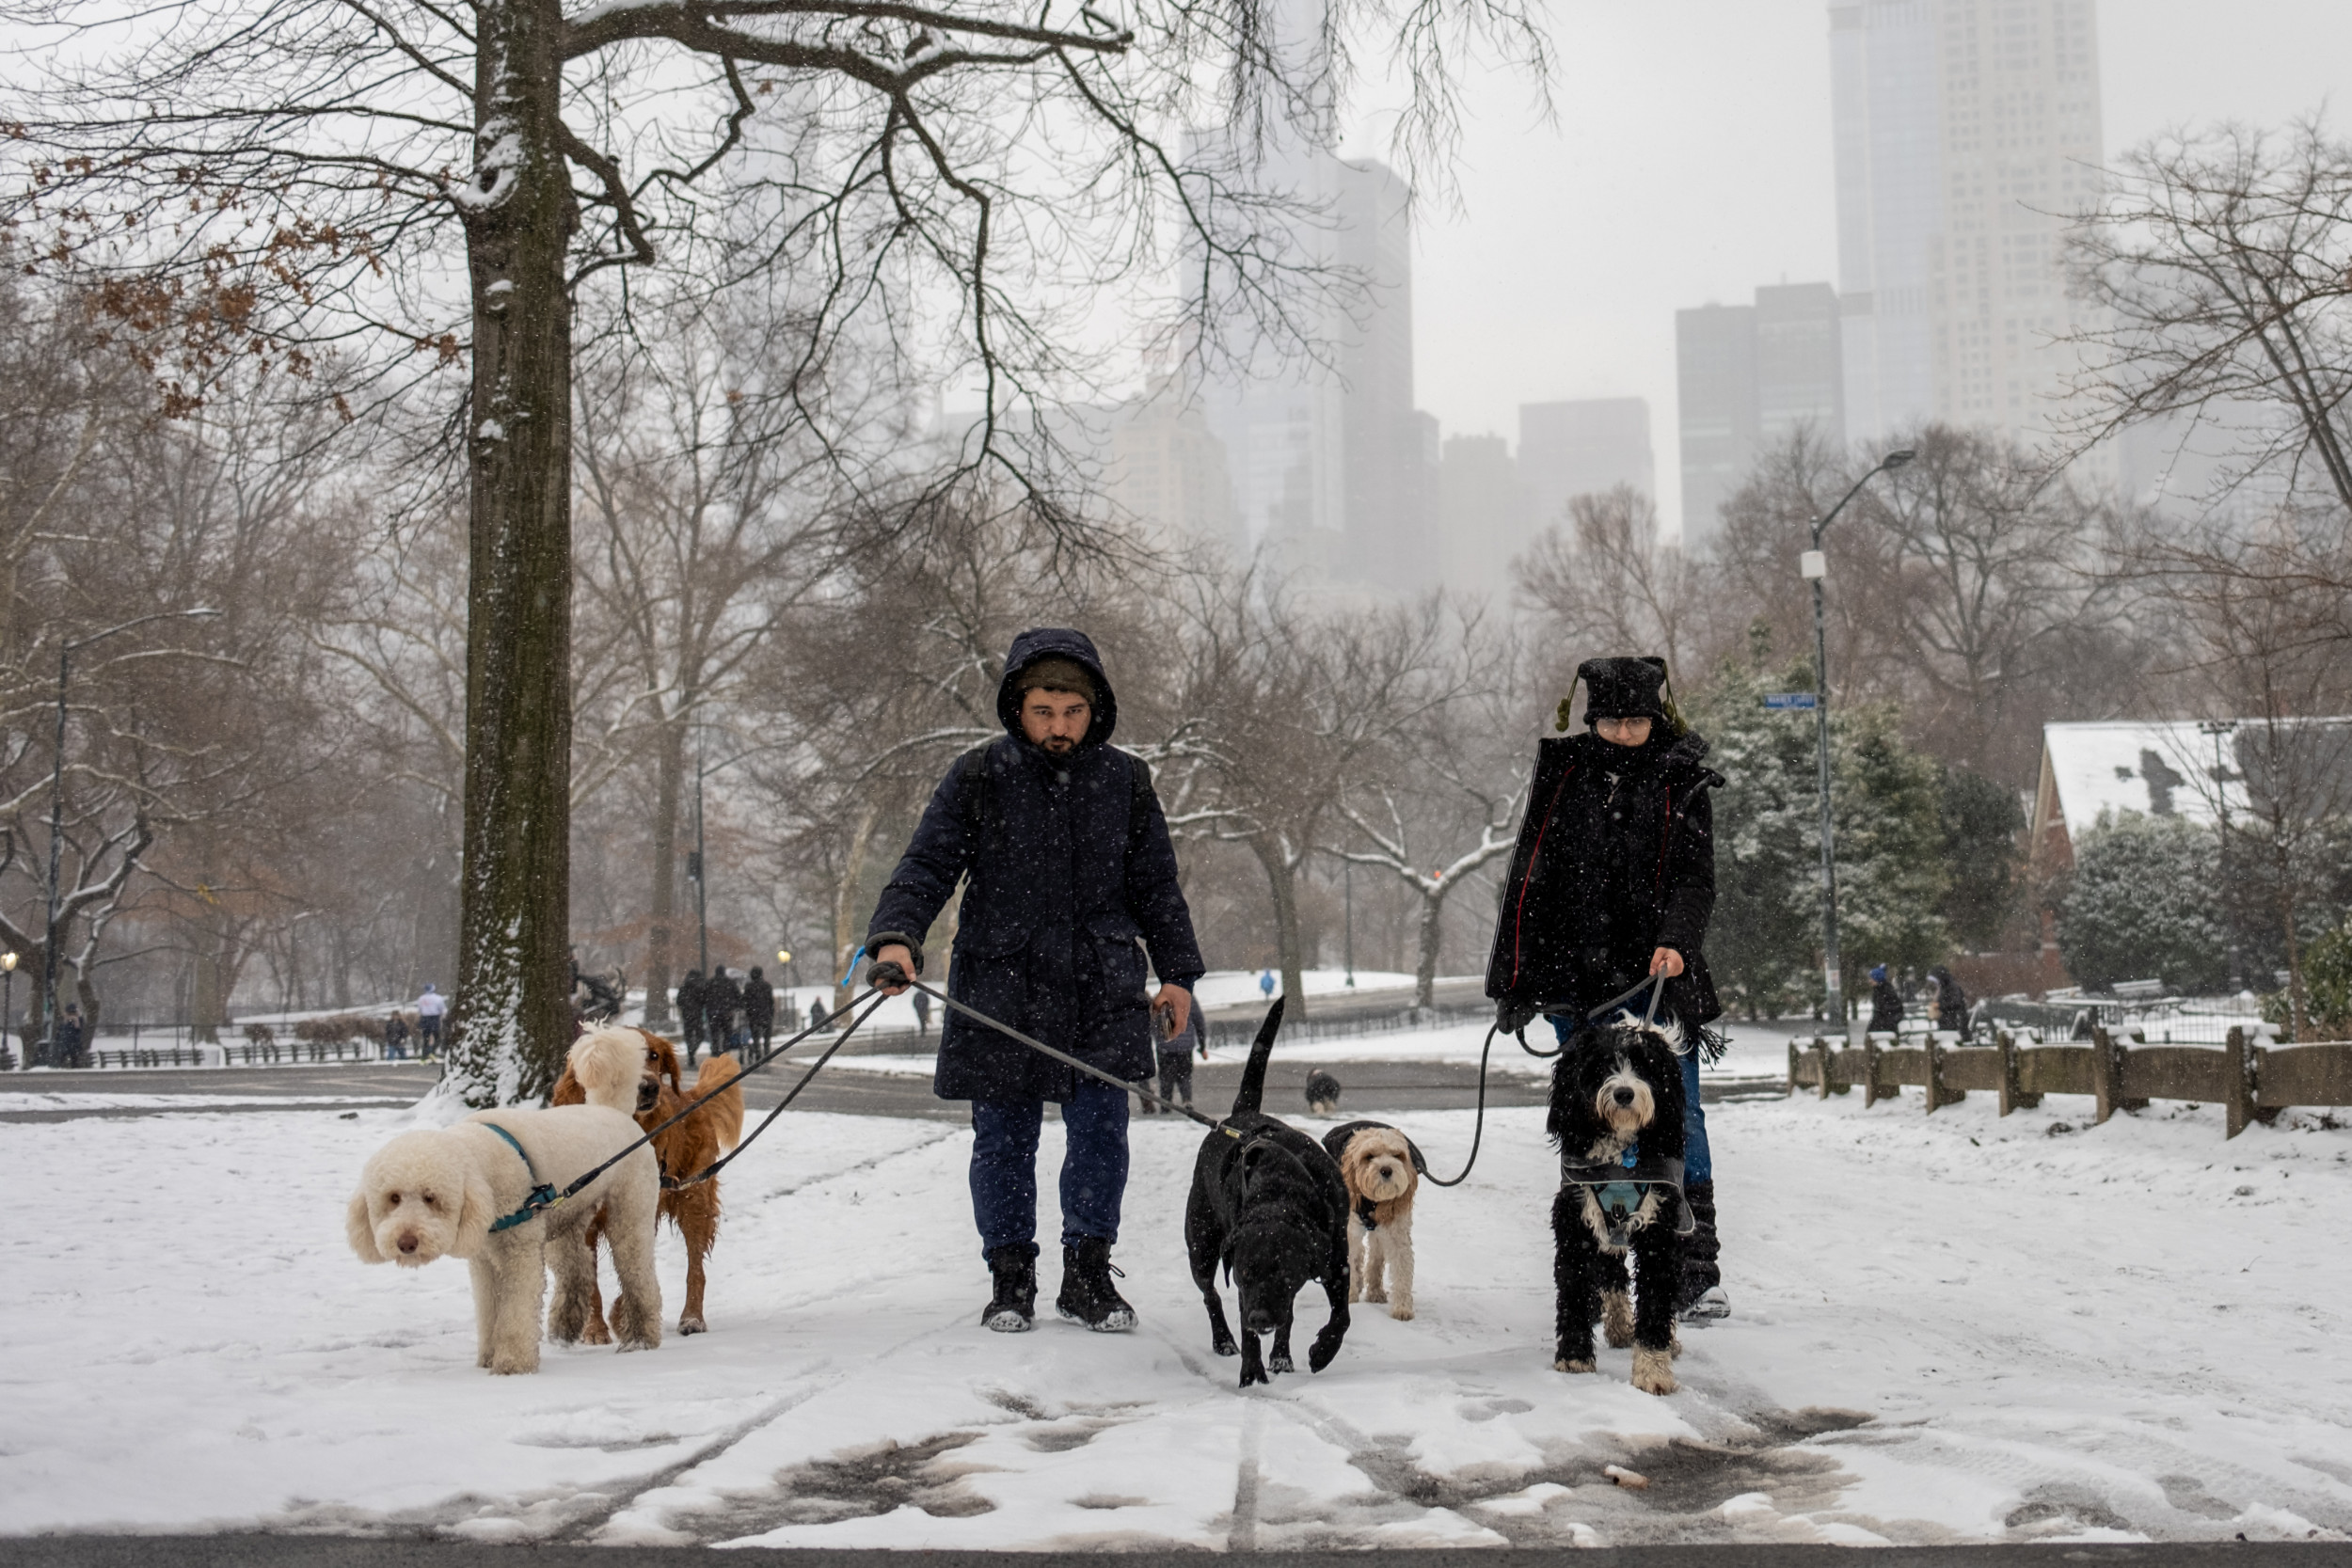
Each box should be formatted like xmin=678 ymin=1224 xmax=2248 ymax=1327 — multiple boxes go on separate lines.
xmin=1804 ymin=450 xmax=1914 ymax=1022
xmin=2 ymin=952 xmax=16 ymax=1070
xmin=40 ymin=608 xmax=221 ymax=1065
xmin=2199 ymin=720 xmax=2241 ymax=990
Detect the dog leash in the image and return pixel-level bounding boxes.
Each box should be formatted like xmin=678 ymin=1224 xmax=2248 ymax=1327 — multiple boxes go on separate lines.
xmin=478 ymin=1122 xmax=560 ymax=1232
xmin=1424 ymin=973 xmax=1672 ymax=1190
xmin=662 ymin=990 xmax=891 ymax=1190
xmin=882 ymin=964 xmax=1245 ymax=1142
xmin=485 ymin=985 xmax=888 ymax=1227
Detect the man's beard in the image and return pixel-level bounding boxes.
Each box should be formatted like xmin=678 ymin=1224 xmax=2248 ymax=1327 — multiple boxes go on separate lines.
xmin=1041 ymin=735 xmax=1077 ymax=754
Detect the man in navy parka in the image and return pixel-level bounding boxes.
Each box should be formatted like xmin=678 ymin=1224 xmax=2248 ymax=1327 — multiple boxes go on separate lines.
xmin=866 ymin=628 xmax=1204 ymax=1334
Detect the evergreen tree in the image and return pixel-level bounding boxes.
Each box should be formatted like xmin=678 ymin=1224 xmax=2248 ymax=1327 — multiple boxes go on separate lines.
xmin=1938 ymin=767 xmax=2026 ymax=950
xmin=2056 ymin=812 xmax=2229 ymax=993
xmin=1692 ymin=640 xmax=1949 ymax=1017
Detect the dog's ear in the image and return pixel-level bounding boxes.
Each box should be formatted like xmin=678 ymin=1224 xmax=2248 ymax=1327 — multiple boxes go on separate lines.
xmin=656 ymin=1036 xmax=683 ymax=1095
xmin=346 ymin=1189 xmax=385 ymax=1263
xmin=452 ymin=1166 xmax=498 ymax=1259
xmin=548 ymin=1065 xmax=584 ymax=1108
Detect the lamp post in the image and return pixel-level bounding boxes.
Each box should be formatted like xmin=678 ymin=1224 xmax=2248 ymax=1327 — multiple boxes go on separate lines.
xmin=1803 ymin=451 xmax=1915 ymax=1022
xmin=1343 ymin=861 xmax=1355 ymax=988
xmin=2199 ymin=720 xmax=2240 ymax=990
xmin=690 ymin=738 xmax=710 ymax=977
xmin=2 ymin=952 xmax=16 ymax=1070
xmin=40 ymin=608 xmax=221 ymax=1065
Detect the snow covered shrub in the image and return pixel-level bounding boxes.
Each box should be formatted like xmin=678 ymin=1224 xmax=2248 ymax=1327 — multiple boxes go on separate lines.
xmin=2261 ymin=916 xmax=2352 ymax=1041
xmin=2056 ymin=811 xmax=2228 ymax=993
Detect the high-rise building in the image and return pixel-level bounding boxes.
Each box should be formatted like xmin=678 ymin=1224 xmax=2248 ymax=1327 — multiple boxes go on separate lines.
xmin=1676 ymin=283 xmax=1844 ymax=548
xmin=1436 ymin=433 xmax=1532 ymax=598
xmin=1829 ymin=0 xmax=2104 ymax=444
xmin=1517 ymin=398 xmax=1654 ymax=535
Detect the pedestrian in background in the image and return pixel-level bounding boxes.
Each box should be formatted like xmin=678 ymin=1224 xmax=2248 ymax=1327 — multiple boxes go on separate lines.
xmin=808 ymin=996 xmax=829 ymax=1032
xmin=742 ymin=966 xmax=775 ymax=1053
xmin=913 ymin=988 xmax=932 ymax=1037
xmin=383 ymin=1012 xmax=410 ymax=1061
xmin=1929 ymin=964 xmax=1971 ymax=1037
xmin=704 ymin=965 xmax=744 ymax=1054
xmin=1155 ymin=1004 xmax=1202 ymax=1114
xmin=54 ymin=1004 xmax=86 ymax=1068
xmin=675 ymin=968 xmax=707 ymax=1062
xmin=1867 ymin=965 xmax=1905 ymax=1037
xmin=414 ymin=984 xmax=446 ymax=1058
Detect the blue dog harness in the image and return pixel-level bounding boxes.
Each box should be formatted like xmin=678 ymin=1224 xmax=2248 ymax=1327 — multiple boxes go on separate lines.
xmin=1560 ymin=1137 xmax=1694 ymax=1248
xmin=479 ymin=1122 xmax=562 ymax=1233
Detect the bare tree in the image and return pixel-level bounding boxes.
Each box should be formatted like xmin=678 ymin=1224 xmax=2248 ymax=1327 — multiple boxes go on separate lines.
xmin=5 ymin=0 xmax=1542 ymax=1101
xmin=1324 ymin=608 xmax=1527 ymax=1007
xmin=1515 ymin=485 xmax=1715 ymax=682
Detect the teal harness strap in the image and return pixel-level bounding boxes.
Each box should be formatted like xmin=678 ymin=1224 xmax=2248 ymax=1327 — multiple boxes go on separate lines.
xmin=479 ymin=1122 xmax=561 ymax=1233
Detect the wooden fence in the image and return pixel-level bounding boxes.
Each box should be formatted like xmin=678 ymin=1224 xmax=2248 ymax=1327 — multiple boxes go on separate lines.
xmin=1786 ymin=1026 xmax=2352 ymax=1140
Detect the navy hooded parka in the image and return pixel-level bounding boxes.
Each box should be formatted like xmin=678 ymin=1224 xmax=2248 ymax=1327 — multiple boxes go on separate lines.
xmin=866 ymin=628 xmax=1206 ymax=1102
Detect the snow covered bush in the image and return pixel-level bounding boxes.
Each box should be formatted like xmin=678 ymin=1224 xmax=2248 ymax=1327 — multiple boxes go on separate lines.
xmin=2056 ymin=811 xmax=2229 ymax=993
xmin=2262 ymin=916 xmax=2352 ymax=1041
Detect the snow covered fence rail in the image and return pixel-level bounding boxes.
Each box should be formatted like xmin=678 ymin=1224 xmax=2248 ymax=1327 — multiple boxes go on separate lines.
xmin=1787 ymin=1025 xmax=2352 ymax=1139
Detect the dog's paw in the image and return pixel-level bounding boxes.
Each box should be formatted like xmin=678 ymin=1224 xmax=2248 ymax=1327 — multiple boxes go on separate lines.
xmin=1268 ymin=1349 xmax=1295 ymax=1374
xmin=1239 ymin=1363 xmax=1268 ymax=1388
xmin=1631 ymin=1347 xmax=1677 ymax=1395
xmin=1388 ymin=1301 xmax=1415 ymax=1322
xmin=1600 ymin=1291 xmax=1634 ymax=1349
xmin=1365 ymin=1285 xmax=1387 ymax=1304
xmin=1213 ymin=1334 xmax=1238 ymax=1357
xmin=1346 ymin=1283 xmax=1363 ymax=1304
xmin=677 ymin=1314 xmax=707 ymax=1336
xmin=1553 ymin=1352 xmax=1596 ymax=1373
xmin=580 ymin=1316 xmax=613 ymax=1347
xmin=1307 ymin=1334 xmax=1343 ymax=1373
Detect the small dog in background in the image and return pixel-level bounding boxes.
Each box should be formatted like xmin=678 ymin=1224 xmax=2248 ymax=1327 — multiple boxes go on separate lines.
xmin=1185 ymin=999 xmax=1352 ymax=1387
xmin=552 ymin=1027 xmax=743 ymax=1337
xmin=1549 ymin=1013 xmax=1692 ymax=1395
xmin=1303 ymin=1069 xmax=1343 ymax=1114
xmin=1320 ymin=1120 xmax=1423 ymax=1320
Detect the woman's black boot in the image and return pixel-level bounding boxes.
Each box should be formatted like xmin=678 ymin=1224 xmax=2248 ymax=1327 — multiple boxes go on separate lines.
xmin=1677 ymin=1180 xmax=1728 ymax=1322
xmin=982 ymin=1245 xmax=1037 ymax=1333
xmin=1056 ymin=1237 xmax=1136 ymax=1332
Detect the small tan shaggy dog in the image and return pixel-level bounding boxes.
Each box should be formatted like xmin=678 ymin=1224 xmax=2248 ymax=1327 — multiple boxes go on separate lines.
xmin=345 ymin=1026 xmax=662 ymax=1374
xmin=1318 ymin=1120 xmax=1422 ymax=1321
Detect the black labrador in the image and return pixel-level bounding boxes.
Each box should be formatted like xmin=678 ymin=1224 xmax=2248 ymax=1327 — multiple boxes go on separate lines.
xmin=1184 ymin=998 xmax=1352 ymax=1386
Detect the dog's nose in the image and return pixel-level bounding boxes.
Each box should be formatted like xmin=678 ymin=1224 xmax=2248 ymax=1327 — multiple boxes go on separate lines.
xmin=1613 ymin=1086 xmax=1636 ymax=1105
xmin=396 ymin=1232 xmax=419 ymax=1254
xmin=1245 ymin=1309 xmax=1276 ymax=1334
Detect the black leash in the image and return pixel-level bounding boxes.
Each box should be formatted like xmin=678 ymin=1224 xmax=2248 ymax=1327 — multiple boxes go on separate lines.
xmin=1423 ymin=972 xmax=1671 ymax=1189
xmin=664 ymin=990 xmax=890 ymax=1190
xmin=886 ymin=967 xmax=1242 ymax=1142
xmin=485 ymin=986 xmax=886 ymax=1227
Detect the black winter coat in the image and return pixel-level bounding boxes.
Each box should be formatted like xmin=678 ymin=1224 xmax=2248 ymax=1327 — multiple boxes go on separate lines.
xmin=866 ymin=626 xmax=1206 ymax=1101
xmin=703 ymin=973 xmax=743 ymax=1037
xmin=741 ymin=976 xmax=775 ymax=1028
xmin=1486 ymin=728 xmax=1724 ymax=1027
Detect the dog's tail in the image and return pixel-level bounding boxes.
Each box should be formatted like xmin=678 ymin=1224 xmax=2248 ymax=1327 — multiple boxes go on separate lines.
xmin=1230 ymin=997 xmax=1285 ymax=1117
xmin=694 ymin=1053 xmax=746 ymax=1151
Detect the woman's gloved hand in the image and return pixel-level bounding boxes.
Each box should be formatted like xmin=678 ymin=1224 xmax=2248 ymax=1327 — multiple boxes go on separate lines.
xmin=1496 ymin=997 xmax=1541 ymax=1037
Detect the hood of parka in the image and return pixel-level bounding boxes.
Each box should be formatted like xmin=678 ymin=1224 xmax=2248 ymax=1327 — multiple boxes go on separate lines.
xmin=1580 ymin=724 xmax=1712 ymax=775
xmin=995 ymin=626 xmax=1118 ymax=751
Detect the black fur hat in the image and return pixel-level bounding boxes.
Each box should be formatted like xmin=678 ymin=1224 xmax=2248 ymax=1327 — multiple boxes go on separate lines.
xmin=1575 ymin=656 xmax=1668 ymax=721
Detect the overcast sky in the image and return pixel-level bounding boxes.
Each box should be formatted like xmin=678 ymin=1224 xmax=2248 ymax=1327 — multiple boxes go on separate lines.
xmin=1348 ymin=0 xmax=2352 ymax=536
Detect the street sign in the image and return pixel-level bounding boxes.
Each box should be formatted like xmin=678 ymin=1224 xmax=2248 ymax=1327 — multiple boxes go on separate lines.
xmin=1764 ymin=692 xmax=1820 ymax=710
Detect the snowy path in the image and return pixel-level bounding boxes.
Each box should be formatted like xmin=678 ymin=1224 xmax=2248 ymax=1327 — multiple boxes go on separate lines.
xmin=3 ymin=1087 xmax=2349 ymax=1546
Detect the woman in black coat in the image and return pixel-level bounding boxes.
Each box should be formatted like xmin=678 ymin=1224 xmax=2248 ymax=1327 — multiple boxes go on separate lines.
xmin=1486 ymin=655 xmax=1729 ymax=1321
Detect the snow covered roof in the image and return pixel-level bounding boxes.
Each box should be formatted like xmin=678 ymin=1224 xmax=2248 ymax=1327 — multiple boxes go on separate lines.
xmin=2040 ymin=721 xmax=2248 ymax=840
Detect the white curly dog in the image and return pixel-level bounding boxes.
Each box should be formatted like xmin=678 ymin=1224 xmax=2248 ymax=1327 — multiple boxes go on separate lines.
xmin=346 ymin=1026 xmax=662 ymax=1373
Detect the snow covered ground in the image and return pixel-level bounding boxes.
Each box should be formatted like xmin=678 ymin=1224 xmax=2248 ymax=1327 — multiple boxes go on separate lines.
xmin=5 ymin=1081 xmax=2350 ymax=1546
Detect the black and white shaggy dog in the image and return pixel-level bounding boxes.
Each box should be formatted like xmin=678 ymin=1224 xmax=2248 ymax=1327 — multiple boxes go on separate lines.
xmin=1549 ymin=1012 xmax=1692 ymax=1396
xmin=1303 ymin=1069 xmax=1343 ymax=1114
xmin=1185 ymin=998 xmax=1352 ymax=1387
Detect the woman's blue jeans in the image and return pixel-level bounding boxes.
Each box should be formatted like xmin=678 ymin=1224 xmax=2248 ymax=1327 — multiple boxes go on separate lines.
xmin=1550 ymin=1015 xmax=1712 ymax=1183
xmin=969 ymin=1079 xmax=1130 ymax=1259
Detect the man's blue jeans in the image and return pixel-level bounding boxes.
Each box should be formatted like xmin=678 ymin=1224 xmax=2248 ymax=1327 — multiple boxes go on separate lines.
xmin=970 ymin=1079 xmax=1130 ymax=1259
xmin=1550 ymin=1015 xmax=1711 ymax=1183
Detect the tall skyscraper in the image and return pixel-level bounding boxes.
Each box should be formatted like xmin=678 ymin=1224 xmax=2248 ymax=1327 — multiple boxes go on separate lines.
xmin=1677 ymin=283 xmax=1844 ymax=548
xmin=1829 ymin=0 xmax=2104 ymax=444
xmin=1518 ymin=398 xmax=1654 ymax=534
xmin=1437 ymin=433 xmax=1532 ymax=598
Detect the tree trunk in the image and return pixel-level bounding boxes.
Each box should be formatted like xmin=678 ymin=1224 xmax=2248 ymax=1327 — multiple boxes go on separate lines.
xmin=1413 ymin=884 xmax=1447 ymax=1010
xmin=1249 ymin=833 xmax=1307 ymax=1019
xmin=644 ymin=717 xmax=686 ymax=1026
xmin=831 ymin=801 xmax=881 ymax=1016
xmin=446 ymin=0 xmax=579 ymax=1107
xmin=189 ymin=896 xmax=231 ymax=1044
xmin=2279 ymin=844 xmax=2307 ymax=1041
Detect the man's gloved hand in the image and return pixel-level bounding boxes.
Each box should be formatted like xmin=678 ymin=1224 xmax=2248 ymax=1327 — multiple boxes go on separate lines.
xmin=1496 ymin=997 xmax=1541 ymax=1037
xmin=866 ymin=939 xmax=920 ymax=995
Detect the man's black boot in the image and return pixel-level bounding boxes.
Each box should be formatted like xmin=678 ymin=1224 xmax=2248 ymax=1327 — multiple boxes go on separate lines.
xmin=1056 ymin=1237 xmax=1136 ymax=1332
xmin=982 ymin=1245 xmax=1037 ymax=1333
xmin=1677 ymin=1180 xmax=1728 ymax=1323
